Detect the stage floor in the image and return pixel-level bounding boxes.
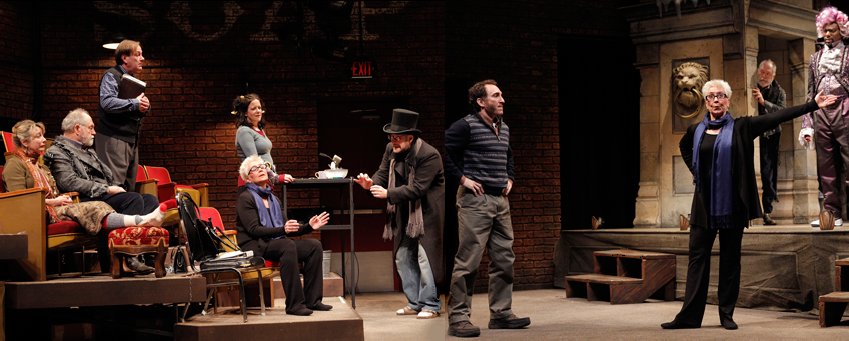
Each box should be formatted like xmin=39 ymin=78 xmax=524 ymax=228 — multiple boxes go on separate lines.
xmin=555 ymin=225 xmax=849 ymax=310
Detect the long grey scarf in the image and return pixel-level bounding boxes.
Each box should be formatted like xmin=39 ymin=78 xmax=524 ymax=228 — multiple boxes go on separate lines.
xmin=383 ymin=138 xmax=424 ymax=240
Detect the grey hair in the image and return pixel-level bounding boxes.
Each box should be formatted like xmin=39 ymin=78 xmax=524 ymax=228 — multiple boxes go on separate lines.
xmin=61 ymin=108 xmax=92 ymax=133
xmin=702 ymin=79 xmax=732 ymax=99
xmin=239 ymin=155 xmax=265 ymax=182
xmin=758 ymin=59 xmax=776 ymax=72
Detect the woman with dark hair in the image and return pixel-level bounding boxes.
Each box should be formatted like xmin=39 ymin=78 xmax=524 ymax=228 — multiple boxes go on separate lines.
xmin=232 ymin=94 xmax=293 ymax=185
xmin=661 ymin=80 xmax=836 ymax=330
xmin=235 ymin=155 xmax=331 ymax=315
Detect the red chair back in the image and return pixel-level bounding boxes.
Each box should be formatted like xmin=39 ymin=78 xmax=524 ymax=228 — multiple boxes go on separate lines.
xmin=0 ymin=165 xmax=5 ymax=192
xmin=136 ymin=165 xmax=148 ymax=181
xmin=198 ymin=207 xmax=225 ymax=233
xmin=145 ymin=166 xmax=173 ymax=183
xmin=2 ymin=131 xmax=14 ymax=153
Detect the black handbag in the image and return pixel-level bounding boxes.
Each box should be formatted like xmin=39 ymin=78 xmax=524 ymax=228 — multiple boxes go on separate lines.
xmin=177 ymin=192 xmax=224 ymax=265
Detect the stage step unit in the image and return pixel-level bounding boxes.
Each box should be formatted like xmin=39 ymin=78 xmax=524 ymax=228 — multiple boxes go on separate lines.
xmin=565 ymin=249 xmax=676 ymax=304
xmin=819 ymin=257 xmax=849 ymax=327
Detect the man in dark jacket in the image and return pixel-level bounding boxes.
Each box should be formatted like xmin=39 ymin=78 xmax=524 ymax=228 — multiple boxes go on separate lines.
xmin=752 ymin=59 xmax=786 ymax=225
xmin=355 ymin=109 xmax=445 ymax=319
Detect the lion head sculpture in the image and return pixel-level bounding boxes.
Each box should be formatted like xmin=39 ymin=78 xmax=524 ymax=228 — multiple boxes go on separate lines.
xmin=672 ymin=62 xmax=709 ymax=118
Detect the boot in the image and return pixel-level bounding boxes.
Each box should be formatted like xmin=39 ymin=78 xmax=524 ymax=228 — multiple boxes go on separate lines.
xmin=762 ymin=213 xmax=776 ymax=226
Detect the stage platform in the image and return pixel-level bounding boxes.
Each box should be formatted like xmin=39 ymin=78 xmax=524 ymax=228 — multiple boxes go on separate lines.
xmin=554 ymin=225 xmax=849 ymax=310
xmin=175 ymin=297 xmax=363 ymax=341
xmin=5 ymin=273 xmax=206 ymax=309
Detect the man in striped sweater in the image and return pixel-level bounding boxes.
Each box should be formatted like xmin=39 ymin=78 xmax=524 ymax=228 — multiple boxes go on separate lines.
xmin=445 ymin=79 xmax=530 ymax=338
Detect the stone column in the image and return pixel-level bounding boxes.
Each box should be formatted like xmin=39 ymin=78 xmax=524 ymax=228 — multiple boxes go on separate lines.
xmin=634 ymin=44 xmax=661 ymax=228
xmin=788 ymin=38 xmax=819 ymax=223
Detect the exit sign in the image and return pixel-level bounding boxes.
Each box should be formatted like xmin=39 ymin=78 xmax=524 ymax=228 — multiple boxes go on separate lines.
xmin=351 ymin=60 xmax=374 ymax=79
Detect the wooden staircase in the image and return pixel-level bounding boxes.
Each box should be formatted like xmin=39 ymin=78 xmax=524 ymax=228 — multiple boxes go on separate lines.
xmin=818 ymin=257 xmax=849 ymax=327
xmin=565 ymin=249 xmax=676 ymax=304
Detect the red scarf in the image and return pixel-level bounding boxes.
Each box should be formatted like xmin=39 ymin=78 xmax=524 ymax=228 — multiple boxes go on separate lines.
xmin=14 ymin=149 xmax=60 ymax=223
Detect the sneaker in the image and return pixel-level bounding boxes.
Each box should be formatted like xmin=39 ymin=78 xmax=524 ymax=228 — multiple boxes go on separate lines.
xmin=488 ymin=314 xmax=531 ymax=329
xmin=396 ymin=306 xmax=419 ymax=315
xmin=416 ymin=310 xmax=440 ymax=319
xmin=811 ymin=219 xmax=820 ymax=227
xmin=448 ymin=321 xmax=480 ymax=337
xmin=837 ymin=218 xmax=844 ymax=227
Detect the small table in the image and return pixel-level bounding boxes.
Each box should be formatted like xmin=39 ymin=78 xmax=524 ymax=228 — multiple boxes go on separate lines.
xmin=282 ymin=178 xmax=356 ymax=308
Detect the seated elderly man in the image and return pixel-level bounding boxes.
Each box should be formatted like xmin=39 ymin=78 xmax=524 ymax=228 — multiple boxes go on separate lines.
xmin=44 ymin=108 xmax=162 ymax=273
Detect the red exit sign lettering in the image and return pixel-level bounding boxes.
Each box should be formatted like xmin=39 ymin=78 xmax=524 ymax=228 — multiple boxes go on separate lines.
xmin=351 ymin=60 xmax=374 ymax=79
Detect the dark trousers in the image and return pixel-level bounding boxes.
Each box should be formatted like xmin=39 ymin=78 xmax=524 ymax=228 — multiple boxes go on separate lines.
xmin=673 ymin=226 xmax=744 ymax=326
xmin=759 ymin=133 xmax=780 ymax=213
xmin=93 ymin=192 xmax=159 ymax=272
xmin=814 ymin=108 xmax=849 ymax=214
xmin=264 ymin=238 xmax=324 ymax=312
xmin=95 ymin=134 xmax=139 ymax=191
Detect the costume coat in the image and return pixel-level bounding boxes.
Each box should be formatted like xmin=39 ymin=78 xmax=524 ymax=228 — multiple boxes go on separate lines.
xmin=371 ymin=139 xmax=446 ymax=288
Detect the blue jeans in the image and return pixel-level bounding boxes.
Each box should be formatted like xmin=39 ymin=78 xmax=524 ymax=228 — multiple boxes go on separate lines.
xmin=396 ymin=235 xmax=440 ymax=312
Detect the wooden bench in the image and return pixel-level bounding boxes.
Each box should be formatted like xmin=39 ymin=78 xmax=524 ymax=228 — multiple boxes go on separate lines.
xmin=565 ymin=249 xmax=676 ymax=304
xmin=819 ymin=257 xmax=849 ymax=327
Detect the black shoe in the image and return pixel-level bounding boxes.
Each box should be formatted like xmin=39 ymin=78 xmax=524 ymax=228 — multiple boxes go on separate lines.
xmin=488 ymin=314 xmax=531 ymax=329
xmin=449 ymin=321 xmax=481 ymax=337
xmin=660 ymin=320 xmax=700 ymax=329
xmin=126 ymin=256 xmax=154 ymax=274
xmin=720 ymin=318 xmax=738 ymax=330
xmin=763 ymin=213 xmax=777 ymax=226
xmin=286 ymin=306 xmax=313 ymax=316
xmin=308 ymin=302 xmax=333 ymax=311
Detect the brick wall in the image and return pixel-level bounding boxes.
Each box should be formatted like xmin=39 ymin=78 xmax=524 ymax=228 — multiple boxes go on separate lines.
xmin=0 ymin=2 xmax=35 ymax=123
xmin=0 ymin=0 xmax=641 ymax=291
xmin=28 ymin=1 xmax=446 ymax=223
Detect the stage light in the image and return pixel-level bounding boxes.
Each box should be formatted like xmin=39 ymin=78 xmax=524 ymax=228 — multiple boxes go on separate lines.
xmin=102 ymin=34 xmax=125 ymax=50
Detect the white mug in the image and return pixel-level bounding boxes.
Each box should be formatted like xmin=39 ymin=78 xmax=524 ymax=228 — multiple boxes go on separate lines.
xmin=315 ymin=171 xmax=328 ymax=179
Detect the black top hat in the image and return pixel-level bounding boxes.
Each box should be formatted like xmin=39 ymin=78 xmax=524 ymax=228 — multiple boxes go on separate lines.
xmin=382 ymin=108 xmax=421 ymax=134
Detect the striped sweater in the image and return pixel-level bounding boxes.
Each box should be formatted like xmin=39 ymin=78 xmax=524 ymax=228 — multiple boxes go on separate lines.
xmin=444 ymin=113 xmax=514 ymax=193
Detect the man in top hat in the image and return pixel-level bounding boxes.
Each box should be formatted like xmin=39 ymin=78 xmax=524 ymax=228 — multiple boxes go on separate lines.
xmin=444 ymin=79 xmax=529 ymax=337
xmin=355 ymin=108 xmax=446 ymax=319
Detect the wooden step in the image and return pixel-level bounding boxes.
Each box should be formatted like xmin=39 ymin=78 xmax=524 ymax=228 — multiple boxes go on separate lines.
xmin=565 ymin=274 xmax=642 ymax=284
xmin=594 ymin=249 xmax=676 ymax=260
xmin=819 ymin=292 xmax=849 ymax=327
xmin=566 ymin=248 xmax=676 ymax=304
xmin=834 ymin=258 xmax=849 ymax=291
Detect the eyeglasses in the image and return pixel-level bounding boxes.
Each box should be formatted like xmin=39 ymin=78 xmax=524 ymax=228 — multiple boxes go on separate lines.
xmin=388 ymin=135 xmax=408 ymax=142
xmin=705 ymin=93 xmax=728 ymax=100
xmin=249 ymin=163 xmax=270 ymax=173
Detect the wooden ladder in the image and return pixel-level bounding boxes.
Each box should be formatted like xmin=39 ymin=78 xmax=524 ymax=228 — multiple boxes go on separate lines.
xmin=818 ymin=257 xmax=849 ymax=327
xmin=565 ymin=249 xmax=676 ymax=304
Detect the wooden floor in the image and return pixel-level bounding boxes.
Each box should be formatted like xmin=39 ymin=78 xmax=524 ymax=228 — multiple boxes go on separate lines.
xmin=175 ymin=296 xmax=363 ymax=341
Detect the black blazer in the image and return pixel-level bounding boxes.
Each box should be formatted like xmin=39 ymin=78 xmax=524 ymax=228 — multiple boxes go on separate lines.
xmin=680 ymin=101 xmax=819 ymax=228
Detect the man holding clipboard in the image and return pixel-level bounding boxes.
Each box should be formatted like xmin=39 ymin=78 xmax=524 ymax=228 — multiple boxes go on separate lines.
xmin=95 ymin=39 xmax=150 ymax=192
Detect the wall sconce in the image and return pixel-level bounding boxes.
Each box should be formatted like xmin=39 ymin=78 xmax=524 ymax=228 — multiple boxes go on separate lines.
xmin=102 ymin=34 xmax=125 ymax=50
